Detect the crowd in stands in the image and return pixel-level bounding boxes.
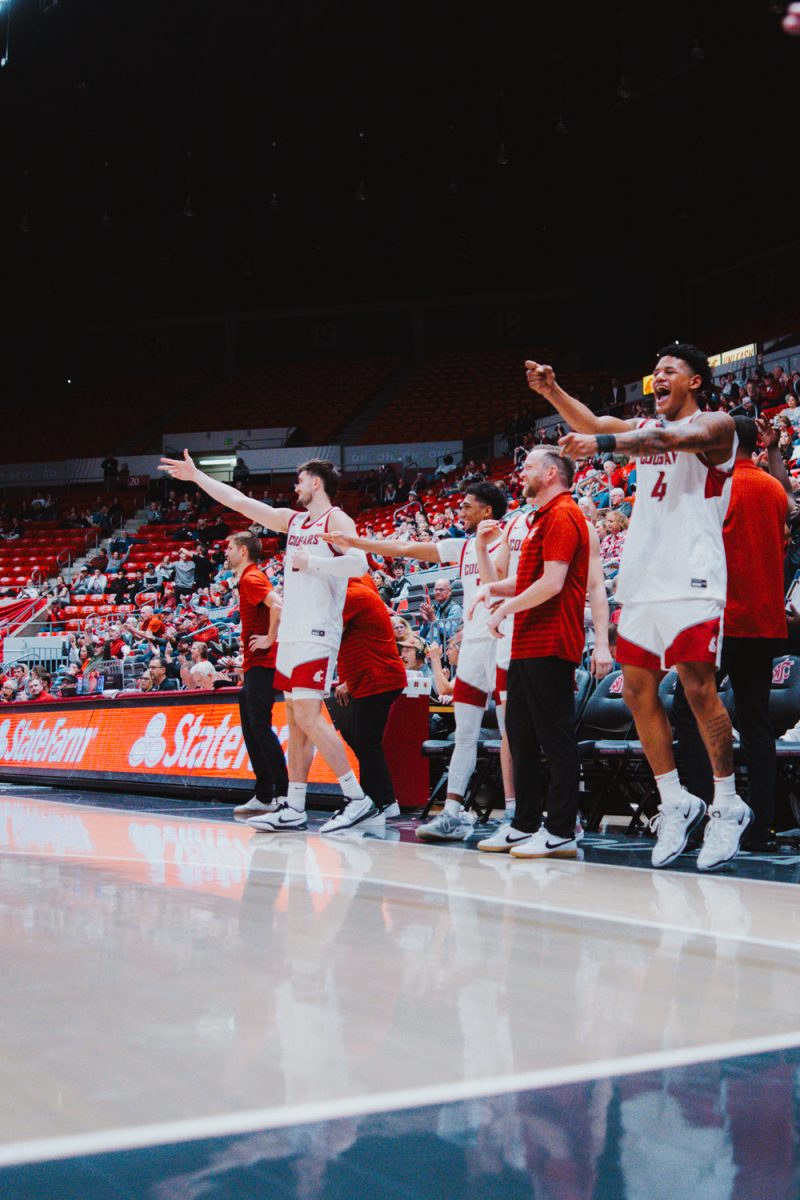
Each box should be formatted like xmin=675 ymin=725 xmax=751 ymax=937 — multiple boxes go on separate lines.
xmin=3 ymin=352 xmax=800 ymax=713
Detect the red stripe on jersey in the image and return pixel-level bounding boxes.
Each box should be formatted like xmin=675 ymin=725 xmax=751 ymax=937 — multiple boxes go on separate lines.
xmin=698 ymin=454 xmax=734 ymax=499
xmin=664 ymin=617 xmax=721 ymax=667
xmin=615 ymin=636 xmax=662 ymax=672
xmin=452 ymin=676 xmax=489 ymax=709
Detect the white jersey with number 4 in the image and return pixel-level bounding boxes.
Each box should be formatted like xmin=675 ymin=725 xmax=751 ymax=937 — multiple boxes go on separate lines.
xmin=280 ymin=507 xmax=347 ymax=648
xmin=615 ymin=412 xmax=737 ymax=606
xmin=436 ymin=535 xmax=503 ymax=642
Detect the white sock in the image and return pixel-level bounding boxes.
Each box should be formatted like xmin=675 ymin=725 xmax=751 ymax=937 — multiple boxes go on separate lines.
xmin=287 ymin=783 xmax=307 ymax=812
xmin=713 ymin=774 xmax=737 ymax=811
xmin=655 ymin=769 xmax=683 ymax=808
xmin=444 ymin=798 xmax=463 ymax=818
xmin=505 ymin=798 xmax=516 ymax=818
xmin=338 ymin=770 xmax=365 ymax=802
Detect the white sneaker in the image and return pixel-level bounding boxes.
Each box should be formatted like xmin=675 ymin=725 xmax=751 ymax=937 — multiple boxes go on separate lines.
xmin=574 ymin=817 xmax=585 ymax=841
xmin=477 ymin=825 xmax=534 ymax=853
xmin=696 ymin=798 xmax=753 ymax=872
xmin=381 ymin=801 xmax=401 ymax=819
xmin=649 ymin=790 xmax=706 ymax=868
xmin=508 ymin=827 xmax=578 ymax=859
xmin=319 ymin=796 xmax=384 ymax=834
xmin=247 ymin=803 xmax=308 ymax=832
xmin=233 ymin=796 xmax=280 ymax=817
xmin=416 ymin=810 xmax=475 ymax=841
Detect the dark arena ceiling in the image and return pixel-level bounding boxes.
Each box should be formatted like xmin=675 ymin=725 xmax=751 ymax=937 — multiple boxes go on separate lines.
xmin=0 ymin=0 xmax=798 ymax=344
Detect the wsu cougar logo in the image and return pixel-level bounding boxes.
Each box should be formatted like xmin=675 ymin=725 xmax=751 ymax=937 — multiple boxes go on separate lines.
xmin=610 ymin=675 xmax=625 ymax=696
xmin=129 ymin=713 xmax=168 ymax=767
xmin=772 ymin=659 xmax=793 ymax=686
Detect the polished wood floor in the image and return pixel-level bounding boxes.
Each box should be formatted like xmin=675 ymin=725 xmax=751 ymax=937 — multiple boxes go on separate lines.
xmin=2 ymin=792 xmax=799 ymax=1168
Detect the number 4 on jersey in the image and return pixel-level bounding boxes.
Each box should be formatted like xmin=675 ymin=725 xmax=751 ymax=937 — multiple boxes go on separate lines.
xmin=651 ymin=471 xmax=668 ymax=502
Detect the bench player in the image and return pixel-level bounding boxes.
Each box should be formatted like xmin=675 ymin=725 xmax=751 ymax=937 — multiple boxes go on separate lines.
xmin=324 ymin=482 xmax=508 ymax=840
xmin=527 ymin=345 xmax=752 ymax=870
xmin=158 ymin=451 xmax=382 ymax=834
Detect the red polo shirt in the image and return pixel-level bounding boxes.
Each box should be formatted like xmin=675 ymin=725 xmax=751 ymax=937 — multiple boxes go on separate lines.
xmin=339 ymin=576 xmax=407 ymax=699
xmin=723 ymin=459 xmax=788 ymax=639
xmin=239 ymin=563 xmax=277 ymax=671
xmin=511 ymin=492 xmax=590 ymax=664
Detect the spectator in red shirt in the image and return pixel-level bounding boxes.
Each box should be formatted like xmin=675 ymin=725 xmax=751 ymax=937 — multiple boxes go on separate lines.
xmin=27 ymin=675 xmax=55 ymax=702
xmin=335 ymin=575 xmax=407 ymax=814
xmin=480 ymin=447 xmax=589 ymax=858
xmin=672 ymin=417 xmax=789 ymax=849
xmin=225 ymin=531 xmax=289 ymax=818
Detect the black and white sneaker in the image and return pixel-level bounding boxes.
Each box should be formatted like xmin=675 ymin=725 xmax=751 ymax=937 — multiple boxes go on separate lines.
xmin=477 ymin=825 xmax=535 ymax=853
xmin=247 ymin=803 xmax=308 ymax=832
xmin=381 ymin=801 xmax=401 ymax=819
xmin=319 ymin=797 xmax=384 ymax=834
xmin=509 ymin=826 xmax=578 ymax=859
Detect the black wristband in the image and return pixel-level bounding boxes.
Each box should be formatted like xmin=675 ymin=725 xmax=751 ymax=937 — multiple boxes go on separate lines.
xmin=596 ymin=434 xmax=617 ymax=454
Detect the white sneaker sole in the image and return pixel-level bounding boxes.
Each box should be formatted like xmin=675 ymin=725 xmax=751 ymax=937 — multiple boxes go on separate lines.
xmin=320 ymin=810 xmax=385 ymax=835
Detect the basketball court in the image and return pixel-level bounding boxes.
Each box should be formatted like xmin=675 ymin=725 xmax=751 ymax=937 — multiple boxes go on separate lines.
xmin=3 ymin=784 xmax=800 ymax=1198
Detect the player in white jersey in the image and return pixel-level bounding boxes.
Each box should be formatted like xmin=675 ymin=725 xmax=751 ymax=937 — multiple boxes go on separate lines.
xmin=526 ymin=344 xmax=753 ymax=871
xmin=158 ymin=452 xmax=384 ymax=835
xmin=323 ymin=481 xmax=509 ymax=841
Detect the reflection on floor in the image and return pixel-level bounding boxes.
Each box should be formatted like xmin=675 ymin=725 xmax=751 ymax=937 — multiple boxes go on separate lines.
xmin=4 ymin=1049 xmax=800 ymax=1200
xmin=5 ymin=782 xmax=800 ymax=886
xmin=2 ymin=782 xmax=800 ymax=1200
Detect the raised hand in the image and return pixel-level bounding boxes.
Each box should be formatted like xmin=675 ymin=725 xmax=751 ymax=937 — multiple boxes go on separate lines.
xmin=524 ymin=361 xmax=556 ymax=397
xmin=756 ymin=416 xmax=779 ymax=450
xmin=559 ymin=432 xmax=599 ymax=460
xmin=475 ymin=517 xmax=501 ymax=543
xmin=158 ymin=449 xmax=199 ymax=483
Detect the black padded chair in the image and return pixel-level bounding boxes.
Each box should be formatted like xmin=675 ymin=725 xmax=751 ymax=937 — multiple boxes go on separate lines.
xmin=577 ymin=669 xmax=662 ymax=831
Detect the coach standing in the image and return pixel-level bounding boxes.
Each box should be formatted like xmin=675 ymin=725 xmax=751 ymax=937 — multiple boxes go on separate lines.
xmin=672 ymin=417 xmax=788 ymax=849
xmin=475 ymin=447 xmax=589 ymax=858
xmin=224 ymin=531 xmax=290 ymax=818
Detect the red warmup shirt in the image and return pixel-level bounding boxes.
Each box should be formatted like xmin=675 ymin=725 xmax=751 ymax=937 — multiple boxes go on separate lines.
xmin=723 ymin=459 xmax=788 ymax=639
xmin=511 ymin=491 xmax=590 ymax=664
xmin=238 ymin=563 xmax=277 ymax=672
xmin=338 ymin=576 xmax=407 ymax=699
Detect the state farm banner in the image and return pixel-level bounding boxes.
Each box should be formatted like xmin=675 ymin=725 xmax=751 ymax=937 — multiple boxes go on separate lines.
xmin=0 ymin=694 xmax=357 ymax=793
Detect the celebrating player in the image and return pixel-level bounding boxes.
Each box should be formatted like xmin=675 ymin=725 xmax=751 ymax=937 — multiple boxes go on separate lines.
xmin=158 ymin=451 xmax=382 ymax=834
xmin=526 ymin=345 xmax=751 ymax=870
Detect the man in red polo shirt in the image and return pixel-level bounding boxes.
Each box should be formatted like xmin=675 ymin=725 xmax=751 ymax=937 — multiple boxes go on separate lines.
xmin=671 ymin=416 xmax=789 ymax=848
xmin=334 ymin=575 xmax=407 ymax=818
xmin=225 ymin=532 xmax=289 ymax=818
xmin=473 ymin=447 xmax=589 ymax=858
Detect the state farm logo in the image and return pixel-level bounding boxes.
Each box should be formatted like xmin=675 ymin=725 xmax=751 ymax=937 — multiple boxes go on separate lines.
xmin=0 ymin=716 xmax=98 ymax=766
xmin=127 ymin=710 xmax=251 ymax=772
xmin=129 ymin=714 xmax=168 ymax=768
xmin=772 ymin=659 xmax=793 ymax=686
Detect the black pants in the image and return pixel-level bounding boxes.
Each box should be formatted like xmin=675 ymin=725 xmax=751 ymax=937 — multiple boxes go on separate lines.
xmin=506 ymin=657 xmax=580 ymax=838
xmin=239 ymin=667 xmax=289 ymax=801
xmin=174 ymin=585 xmax=194 ymax=604
xmin=350 ymin=689 xmax=402 ymax=808
xmin=671 ymin=637 xmax=776 ymax=834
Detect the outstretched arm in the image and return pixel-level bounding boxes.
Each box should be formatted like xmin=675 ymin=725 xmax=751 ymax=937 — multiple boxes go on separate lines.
xmin=525 ymin=361 xmax=632 ymax=435
xmin=158 ymin=450 xmax=294 ymax=533
xmin=559 ymin=411 xmax=735 ymax=467
xmin=294 ymin=509 xmax=368 ymax=578
xmin=321 ymin=530 xmax=441 ymax=563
